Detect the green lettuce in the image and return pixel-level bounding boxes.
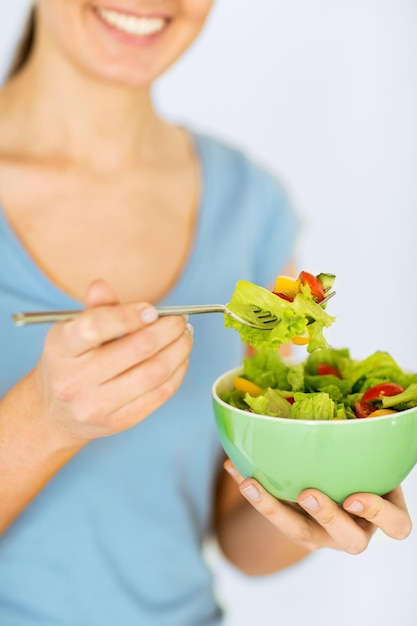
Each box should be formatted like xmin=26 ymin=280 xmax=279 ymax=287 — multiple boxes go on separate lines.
xmin=381 ymin=384 xmax=417 ymax=411
xmin=340 ymin=351 xmax=417 ymax=391
xmin=225 ymin=280 xmax=335 ymax=352
xmin=244 ymin=389 xmax=292 ymax=418
xmin=220 ymin=389 xmax=249 ymax=411
xmin=222 ymin=347 xmax=417 ymax=421
xmin=289 ymin=393 xmax=335 ymax=420
xmin=304 ymin=347 xmax=351 ymax=375
xmin=242 ymin=349 xmax=291 ymax=390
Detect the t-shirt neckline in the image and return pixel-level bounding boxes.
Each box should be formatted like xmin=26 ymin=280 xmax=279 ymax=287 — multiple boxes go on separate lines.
xmin=0 ymin=129 xmax=209 ymax=309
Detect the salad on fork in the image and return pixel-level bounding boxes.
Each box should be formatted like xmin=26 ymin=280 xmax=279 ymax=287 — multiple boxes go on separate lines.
xmin=226 ymin=270 xmax=336 ymax=352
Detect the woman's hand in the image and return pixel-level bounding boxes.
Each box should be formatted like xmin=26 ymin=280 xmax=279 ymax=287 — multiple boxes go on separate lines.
xmin=33 ymin=279 xmax=193 ymax=444
xmin=224 ymin=460 xmax=412 ymax=555
xmin=0 ymin=279 xmax=193 ymax=532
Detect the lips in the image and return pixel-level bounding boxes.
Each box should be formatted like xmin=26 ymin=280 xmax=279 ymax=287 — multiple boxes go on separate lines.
xmin=94 ymin=6 xmax=169 ymax=37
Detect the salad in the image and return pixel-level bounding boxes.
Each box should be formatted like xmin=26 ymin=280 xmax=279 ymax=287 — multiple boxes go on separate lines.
xmin=225 ymin=271 xmax=336 ymax=353
xmin=221 ymin=348 xmax=417 ymax=421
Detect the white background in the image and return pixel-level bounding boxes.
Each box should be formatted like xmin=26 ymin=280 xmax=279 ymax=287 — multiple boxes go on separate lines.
xmin=1 ymin=2 xmax=416 ymax=625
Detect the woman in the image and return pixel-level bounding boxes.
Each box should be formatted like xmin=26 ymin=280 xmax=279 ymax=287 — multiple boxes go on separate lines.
xmin=0 ymin=2 xmax=411 ymax=624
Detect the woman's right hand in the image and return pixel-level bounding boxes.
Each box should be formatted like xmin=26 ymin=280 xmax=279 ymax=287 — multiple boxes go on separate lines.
xmin=33 ymin=279 xmax=193 ymax=445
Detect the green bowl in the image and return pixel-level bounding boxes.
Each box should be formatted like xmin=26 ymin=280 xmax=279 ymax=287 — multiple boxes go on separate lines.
xmin=212 ymin=367 xmax=417 ymax=503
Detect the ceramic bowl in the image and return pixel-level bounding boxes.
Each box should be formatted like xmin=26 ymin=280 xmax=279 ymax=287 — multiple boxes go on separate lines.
xmin=212 ymin=367 xmax=417 ymax=503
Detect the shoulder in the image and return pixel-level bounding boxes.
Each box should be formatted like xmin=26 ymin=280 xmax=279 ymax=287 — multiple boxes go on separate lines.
xmin=192 ymin=130 xmax=292 ymax=213
xmin=191 ymin=130 xmax=301 ymax=283
xmin=193 ymin=130 xmax=275 ymax=181
xmin=194 ymin=127 xmax=297 ymax=221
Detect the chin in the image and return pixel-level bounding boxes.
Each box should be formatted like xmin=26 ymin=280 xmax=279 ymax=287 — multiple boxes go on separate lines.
xmin=78 ymin=52 xmax=171 ymax=88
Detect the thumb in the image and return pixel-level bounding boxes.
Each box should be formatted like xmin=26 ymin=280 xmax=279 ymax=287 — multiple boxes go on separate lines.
xmin=85 ymin=279 xmax=119 ymax=309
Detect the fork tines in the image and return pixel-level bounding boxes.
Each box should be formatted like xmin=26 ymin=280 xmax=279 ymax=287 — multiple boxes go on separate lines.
xmin=252 ymin=308 xmax=278 ymax=325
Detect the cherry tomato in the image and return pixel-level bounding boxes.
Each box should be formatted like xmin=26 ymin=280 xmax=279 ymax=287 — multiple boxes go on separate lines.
xmin=298 ymin=271 xmax=325 ymax=303
xmin=362 ymin=382 xmax=404 ymax=403
xmin=354 ymin=400 xmax=376 ymax=419
xmin=317 ymin=363 xmax=342 ymax=378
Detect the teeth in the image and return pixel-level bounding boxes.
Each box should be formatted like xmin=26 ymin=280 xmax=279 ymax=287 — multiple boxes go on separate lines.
xmin=97 ymin=8 xmax=166 ymax=36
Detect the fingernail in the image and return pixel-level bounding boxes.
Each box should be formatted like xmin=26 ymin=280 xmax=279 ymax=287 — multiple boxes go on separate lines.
xmin=241 ymin=484 xmax=260 ymax=501
xmin=186 ymin=323 xmax=194 ymax=337
xmin=299 ymin=495 xmax=319 ymax=511
xmin=346 ymin=501 xmax=364 ymax=514
xmin=224 ymin=462 xmax=238 ymax=478
xmin=140 ymin=306 xmax=159 ymax=324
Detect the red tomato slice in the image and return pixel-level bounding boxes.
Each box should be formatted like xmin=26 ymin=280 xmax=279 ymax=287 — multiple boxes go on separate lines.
xmin=298 ymin=271 xmax=325 ymax=303
xmin=355 ymin=400 xmax=376 ymax=419
xmin=272 ymin=291 xmax=294 ymax=302
xmin=317 ymin=363 xmax=342 ymax=378
xmin=362 ymin=382 xmax=404 ymax=403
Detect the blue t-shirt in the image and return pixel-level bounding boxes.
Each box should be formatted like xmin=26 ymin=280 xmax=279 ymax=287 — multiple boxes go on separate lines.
xmin=0 ymin=131 xmax=299 ymax=626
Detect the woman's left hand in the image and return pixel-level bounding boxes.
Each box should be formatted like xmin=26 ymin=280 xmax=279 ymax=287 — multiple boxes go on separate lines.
xmin=224 ymin=460 xmax=412 ymax=555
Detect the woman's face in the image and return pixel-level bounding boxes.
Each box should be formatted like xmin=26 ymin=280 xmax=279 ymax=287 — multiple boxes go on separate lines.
xmin=36 ymin=0 xmax=214 ymax=86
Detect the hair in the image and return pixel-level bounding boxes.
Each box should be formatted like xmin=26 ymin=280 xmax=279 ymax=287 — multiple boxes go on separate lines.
xmin=6 ymin=5 xmax=37 ymax=80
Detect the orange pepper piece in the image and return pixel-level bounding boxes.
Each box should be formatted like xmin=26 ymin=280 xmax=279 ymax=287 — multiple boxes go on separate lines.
xmin=292 ymin=334 xmax=310 ymax=346
xmin=233 ymin=377 xmax=264 ymax=397
xmin=274 ymin=275 xmax=300 ymax=300
xmin=367 ymin=409 xmax=398 ymax=418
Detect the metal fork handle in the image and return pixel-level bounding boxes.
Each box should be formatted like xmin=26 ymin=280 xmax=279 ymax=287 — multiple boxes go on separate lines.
xmin=157 ymin=304 xmax=226 ymax=316
xmin=12 ymin=304 xmax=227 ymax=327
xmin=12 ymin=291 xmax=336 ymax=327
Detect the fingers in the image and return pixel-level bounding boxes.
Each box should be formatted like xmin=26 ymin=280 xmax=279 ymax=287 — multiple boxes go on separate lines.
xmin=224 ymin=460 xmax=333 ymax=551
xmin=53 ymin=302 xmax=159 ymax=357
xmin=48 ymin=279 xmax=160 ymax=357
xmin=85 ymin=279 xmax=119 ymax=308
xmin=108 ymin=359 xmax=190 ymax=431
xmin=297 ymin=489 xmax=373 ymax=554
xmin=342 ymin=487 xmax=412 ymax=540
xmin=39 ymin=279 xmax=195 ymax=440
xmin=223 ymin=461 xmax=411 ymax=555
xmin=93 ymin=323 xmax=193 ymax=416
xmin=79 ymin=314 xmax=189 ymax=385
xmin=41 ymin=317 xmax=193 ymax=439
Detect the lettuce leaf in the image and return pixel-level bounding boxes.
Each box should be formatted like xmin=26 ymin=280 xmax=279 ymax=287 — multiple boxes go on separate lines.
xmin=242 ymin=349 xmax=291 ymax=390
xmin=225 ymin=280 xmax=335 ymax=352
xmin=220 ymin=389 xmax=249 ymax=411
xmin=222 ymin=348 xmax=417 ymax=421
xmin=304 ymin=348 xmax=351 ymax=375
xmin=289 ymin=393 xmax=335 ymax=420
xmin=244 ymin=389 xmax=292 ymax=418
xmin=303 ymin=375 xmax=352 ymax=401
xmin=341 ymin=351 xmax=417 ymax=390
xmin=381 ymin=384 xmax=417 ymax=410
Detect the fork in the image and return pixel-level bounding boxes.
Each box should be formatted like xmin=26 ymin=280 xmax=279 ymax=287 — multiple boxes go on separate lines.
xmin=12 ymin=304 xmax=278 ymax=330
xmin=12 ymin=292 xmax=335 ymax=330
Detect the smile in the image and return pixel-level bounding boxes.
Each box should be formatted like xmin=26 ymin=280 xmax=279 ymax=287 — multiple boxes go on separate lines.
xmin=95 ymin=7 xmax=168 ymax=37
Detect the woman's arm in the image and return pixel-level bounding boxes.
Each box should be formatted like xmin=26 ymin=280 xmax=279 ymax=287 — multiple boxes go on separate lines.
xmin=214 ymin=461 xmax=311 ymax=575
xmin=0 ymin=373 xmax=87 ymax=534
xmin=214 ymin=459 xmax=412 ymax=576
xmin=0 ymin=280 xmax=193 ymax=535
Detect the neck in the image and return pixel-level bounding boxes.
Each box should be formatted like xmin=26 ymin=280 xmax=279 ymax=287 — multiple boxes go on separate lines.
xmin=1 ymin=33 xmax=167 ymax=170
